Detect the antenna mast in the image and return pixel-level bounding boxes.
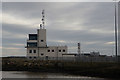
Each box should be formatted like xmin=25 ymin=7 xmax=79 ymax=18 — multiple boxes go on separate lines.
xmin=42 ymin=10 xmax=45 ymax=29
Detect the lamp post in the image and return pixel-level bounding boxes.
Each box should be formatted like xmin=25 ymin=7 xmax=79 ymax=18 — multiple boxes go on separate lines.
xmin=114 ymin=0 xmax=118 ymax=58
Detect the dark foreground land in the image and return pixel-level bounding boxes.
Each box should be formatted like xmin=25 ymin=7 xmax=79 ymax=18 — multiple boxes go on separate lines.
xmin=2 ymin=57 xmax=120 ymax=79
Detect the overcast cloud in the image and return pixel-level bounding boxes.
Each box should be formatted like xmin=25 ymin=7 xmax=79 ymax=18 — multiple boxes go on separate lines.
xmin=2 ymin=2 xmax=117 ymax=57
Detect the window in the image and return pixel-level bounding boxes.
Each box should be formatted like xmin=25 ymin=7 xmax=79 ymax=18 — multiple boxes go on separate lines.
xmin=29 ymin=34 xmax=37 ymax=40
xmin=29 ymin=50 xmax=32 ymax=53
xmin=34 ymin=50 xmax=36 ymax=53
xmin=41 ymin=40 xmax=44 ymax=42
xmin=34 ymin=57 xmax=36 ymax=59
xmin=29 ymin=56 xmax=32 ymax=59
xmin=63 ymin=50 xmax=65 ymax=52
xmin=48 ymin=50 xmax=50 ymax=52
xmin=59 ymin=50 xmax=61 ymax=52
xmin=52 ymin=50 xmax=54 ymax=52
xmin=27 ymin=42 xmax=37 ymax=47
xmin=41 ymin=53 xmax=44 ymax=56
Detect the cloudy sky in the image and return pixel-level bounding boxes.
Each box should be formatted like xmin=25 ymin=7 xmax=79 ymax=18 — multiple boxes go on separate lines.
xmin=1 ymin=1 xmax=118 ymax=57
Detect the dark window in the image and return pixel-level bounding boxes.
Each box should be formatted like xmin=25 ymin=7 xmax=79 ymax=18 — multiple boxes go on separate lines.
xmin=41 ymin=40 xmax=44 ymax=42
xmin=48 ymin=50 xmax=50 ymax=52
xmin=59 ymin=50 xmax=61 ymax=52
xmin=27 ymin=42 xmax=37 ymax=47
xmin=46 ymin=56 xmax=48 ymax=60
xmin=52 ymin=50 xmax=54 ymax=52
xmin=34 ymin=57 xmax=36 ymax=59
xmin=41 ymin=53 xmax=44 ymax=56
xmin=29 ymin=34 xmax=37 ymax=40
xmin=29 ymin=57 xmax=32 ymax=59
xmin=34 ymin=50 xmax=36 ymax=53
xmin=63 ymin=50 xmax=65 ymax=52
xmin=29 ymin=50 xmax=32 ymax=53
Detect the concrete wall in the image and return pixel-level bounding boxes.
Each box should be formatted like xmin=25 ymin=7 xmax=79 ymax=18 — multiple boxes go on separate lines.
xmin=27 ymin=46 xmax=67 ymax=59
xmin=37 ymin=29 xmax=47 ymax=47
xmin=62 ymin=54 xmax=76 ymax=57
xmin=27 ymin=48 xmax=38 ymax=59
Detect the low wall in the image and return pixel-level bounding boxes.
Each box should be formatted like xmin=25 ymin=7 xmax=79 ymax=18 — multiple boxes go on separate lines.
xmin=27 ymin=56 xmax=119 ymax=62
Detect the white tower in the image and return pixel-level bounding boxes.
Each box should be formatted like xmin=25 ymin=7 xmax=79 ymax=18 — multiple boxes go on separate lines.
xmin=37 ymin=29 xmax=47 ymax=47
xmin=37 ymin=10 xmax=47 ymax=47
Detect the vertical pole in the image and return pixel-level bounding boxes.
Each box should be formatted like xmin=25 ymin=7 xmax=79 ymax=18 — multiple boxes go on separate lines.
xmin=114 ymin=1 xmax=118 ymax=57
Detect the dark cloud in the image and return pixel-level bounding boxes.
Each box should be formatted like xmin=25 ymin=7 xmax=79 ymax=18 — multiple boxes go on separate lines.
xmin=2 ymin=2 xmax=115 ymax=56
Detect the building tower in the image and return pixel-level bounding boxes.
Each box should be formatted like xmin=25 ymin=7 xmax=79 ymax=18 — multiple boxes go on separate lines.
xmin=25 ymin=10 xmax=68 ymax=60
xmin=38 ymin=10 xmax=47 ymax=47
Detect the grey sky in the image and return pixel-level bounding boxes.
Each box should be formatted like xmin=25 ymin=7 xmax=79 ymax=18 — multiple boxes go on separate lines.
xmin=2 ymin=2 xmax=117 ymax=57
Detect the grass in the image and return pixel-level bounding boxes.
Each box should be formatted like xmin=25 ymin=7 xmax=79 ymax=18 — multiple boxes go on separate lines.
xmin=2 ymin=57 xmax=120 ymax=79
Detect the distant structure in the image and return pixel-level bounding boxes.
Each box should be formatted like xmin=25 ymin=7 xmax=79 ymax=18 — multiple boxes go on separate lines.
xmin=78 ymin=43 xmax=81 ymax=55
xmin=25 ymin=10 xmax=67 ymax=59
xmin=25 ymin=10 xmax=102 ymax=60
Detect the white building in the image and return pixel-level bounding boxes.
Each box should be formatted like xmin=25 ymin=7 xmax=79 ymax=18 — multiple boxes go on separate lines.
xmin=25 ymin=28 xmax=68 ymax=60
xmin=25 ymin=10 xmax=67 ymax=60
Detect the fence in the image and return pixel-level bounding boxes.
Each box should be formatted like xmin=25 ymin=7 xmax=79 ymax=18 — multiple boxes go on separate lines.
xmin=29 ymin=56 xmax=119 ymax=62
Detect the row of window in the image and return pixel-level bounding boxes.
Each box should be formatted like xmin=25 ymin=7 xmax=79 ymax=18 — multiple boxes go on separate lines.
xmin=27 ymin=40 xmax=44 ymax=47
xmin=29 ymin=49 xmax=66 ymax=53
xmin=47 ymin=49 xmax=66 ymax=52
xmin=29 ymin=50 xmax=36 ymax=53
xmin=29 ymin=56 xmax=48 ymax=59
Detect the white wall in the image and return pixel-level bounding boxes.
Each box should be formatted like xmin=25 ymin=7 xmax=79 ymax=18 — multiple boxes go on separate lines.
xmin=27 ymin=46 xmax=68 ymax=59
xmin=27 ymin=48 xmax=38 ymax=59
xmin=37 ymin=29 xmax=47 ymax=47
xmin=62 ymin=55 xmax=75 ymax=57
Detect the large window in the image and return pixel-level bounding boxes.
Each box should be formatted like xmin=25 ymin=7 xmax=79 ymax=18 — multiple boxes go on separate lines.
xmin=27 ymin=42 xmax=37 ymax=47
xmin=29 ymin=34 xmax=37 ymax=40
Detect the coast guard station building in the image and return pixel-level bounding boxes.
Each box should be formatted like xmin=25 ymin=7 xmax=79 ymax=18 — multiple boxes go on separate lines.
xmin=25 ymin=10 xmax=67 ymax=59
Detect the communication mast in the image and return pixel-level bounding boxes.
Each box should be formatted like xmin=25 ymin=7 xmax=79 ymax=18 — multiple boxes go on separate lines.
xmin=42 ymin=9 xmax=45 ymax=29
xmin=39 ymin=10 xmax=45 ymax=29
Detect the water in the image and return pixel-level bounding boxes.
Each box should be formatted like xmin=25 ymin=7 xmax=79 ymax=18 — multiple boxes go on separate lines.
xmin=2 ymin=71 xmax=111 ymax=80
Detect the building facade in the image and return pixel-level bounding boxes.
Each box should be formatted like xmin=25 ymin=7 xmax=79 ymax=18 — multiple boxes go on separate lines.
xmin=25 ymin=28 xmax=67 ymax=59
